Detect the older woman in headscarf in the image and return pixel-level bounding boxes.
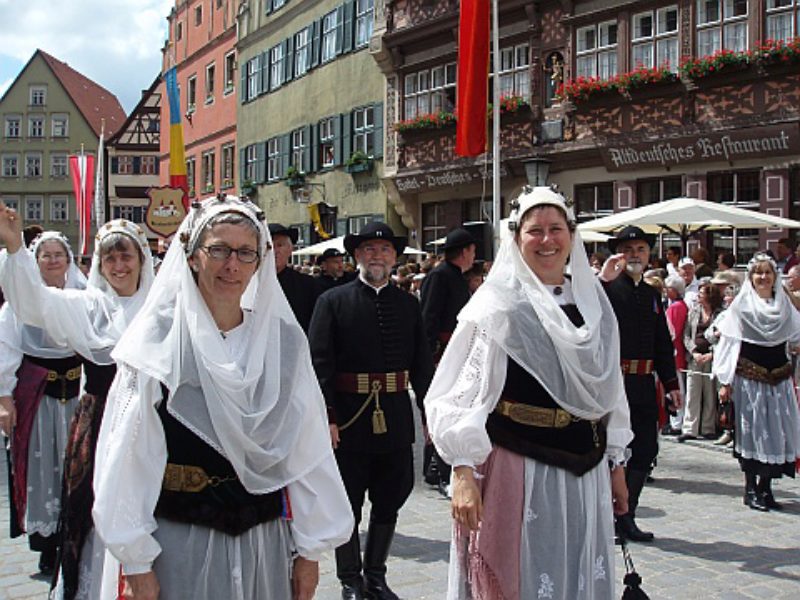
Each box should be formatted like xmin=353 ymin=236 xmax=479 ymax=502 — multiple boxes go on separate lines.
xmin=713 ymin=253 xmax=800 ymax=511
xmin=0 ymin=207 xmax=155 ymax=599
xmin=0 ymin=231 xmax=85 ymax=575
xmin=425 ymin=187 xmax=632 ymax=600
xmin=91 ymin=195 xmax=352 ymax=600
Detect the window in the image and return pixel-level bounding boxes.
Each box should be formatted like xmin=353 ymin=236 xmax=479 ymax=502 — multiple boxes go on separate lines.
xmin=28 ymin=116 xmax=44 ymax=138
xmin=176 ymin=21 xmax=183 ymax=41
xmin=356 ymin=0 xmax=375 ymax=47
xmin=4 ymin=116 xmax=21 ymax=138
xmin=498 ymin=44 xmax=530 ymax=99
xmin=247 ymin=56 xmax=260 ymax=101
xmin=187 ymin=76 xmax=197 ymax=112
xmin=51 ymin=114 xmax=69 ymax=137
xmin=322 ymin=9 xmax=339 ymax=63
xmin=205 ymin=64 xmax=215 ymax=103
xmin=29 ymin=86 xmax=46 ymax=106
xmin=201 ymin=150 xmax=215 ymax=192
xmin=271 ymin=0 xmax=287 ymax=10
xmin=112 ymin=206 xmax=145 ymax=222
xmin=696 ymin=0 xmax=748 ymax=57
xmin=636 ymin=177 xmax=682 ymax=206
xmin=186 ymin=156 xmax=196 ymax=197
xmin=25 ymin=153 xmax=42 ymax=178
xmin=291 ymin=129 xmax=306 ymax=171
xmin=575 ymin=20 xmax=618 ymax=79
xmin=707 ymin=170 xmax=761 ymax=261
xmin=404 ymin=63 xmax=456 ymax=119
xmin=295 ymin=28 xmax=310 ymax=77
xmin=632 ymin=6 xmax=679 ymax=69
xmin=267 ymin=138 xmax=281 ymax=181
xmin=141 ymin=156 xmax=158 ymax=175
xmin=221 ymin=144 xmax=235 ymax=188
xmin=224 ymin=51 xmax=236 ymax=94
xmin=767 ymin=0 xmax=799 ymax=41
xmin=270 ymin=43 xmax=284 ymax=91
xmin=574 ymin=183 xmax=614 ymax=222
xmin=348 ymin=215 xmax=373 ymax=234
xmin=319 ymin=117 xmax=336 ymax=168
xmin=25 ymin=196 xmax=43 ymax=221
xmin=245 ymin=144 xmax=258 ymax=182
xmin=421 ymin=202 xmax=447 ymax=248
xmin=51 ymin=153 xmax=68 ymax=178
xmin=50 ymin=196 xmax=68 ymax=222
xmin=353 ymin=106 xmax=375 ymax=156
xmin=195 ymin=5 xmax=202 ymax=26
xmin=3 ymin=196 xmax=19 ymax=211
xmin=2 ymin=155 xmax=18 ymax=177
xmin=117 ymin=155 xmax=133 ymax=175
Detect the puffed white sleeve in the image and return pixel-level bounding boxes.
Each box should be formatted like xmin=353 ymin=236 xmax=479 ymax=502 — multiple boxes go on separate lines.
xmin=286 ymin=454 xmax=354 ymax=561
xmin=0 ymin=306 xmax=23 ymax=396
xmin=424 ymin=321 xmax=507 ymax=468
xmin=710 ymin=312 xmax=740 ymax=386
xmin=602 ymin=390 xmax=632 ymax=466
xmin=92 ymin=363 xmax=167 ymax=575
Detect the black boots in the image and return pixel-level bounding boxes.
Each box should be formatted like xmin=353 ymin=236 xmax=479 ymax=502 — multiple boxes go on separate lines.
xmin=363 ymin=522 xmax=400 ymax=600
xmin=616 ymin=469 xmax=654 ymax=543
xmin=336 ymin=530 xmax=364 ymax=600
xmin=745 ymin=474 xmax=780 ymax=511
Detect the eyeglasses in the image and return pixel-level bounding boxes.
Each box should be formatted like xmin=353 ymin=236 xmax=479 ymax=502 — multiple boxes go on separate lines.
xmin=200 ymin=244 xmax=260 ymax=264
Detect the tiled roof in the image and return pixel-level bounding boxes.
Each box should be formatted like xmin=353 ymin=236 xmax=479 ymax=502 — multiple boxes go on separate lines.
xmin=39 ymin=49 xmax=127 ymax=138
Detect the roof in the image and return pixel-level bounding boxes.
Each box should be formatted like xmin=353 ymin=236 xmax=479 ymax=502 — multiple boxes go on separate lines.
xmin=108 ymin=74 xmax=161 ymax=146
xmin=38 ymin=49 xmax=127 ymax=138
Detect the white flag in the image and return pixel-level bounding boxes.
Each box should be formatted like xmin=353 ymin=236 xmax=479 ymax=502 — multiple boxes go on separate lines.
xmin=94 ymin=123 xmax=106 ymax=227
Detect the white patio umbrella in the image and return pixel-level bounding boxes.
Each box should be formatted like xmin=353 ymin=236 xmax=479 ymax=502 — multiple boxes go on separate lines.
xmin=292 ymin=235 xmax=426 ymax=257
xmin=578 ymin=197 xmax=800 ymax=249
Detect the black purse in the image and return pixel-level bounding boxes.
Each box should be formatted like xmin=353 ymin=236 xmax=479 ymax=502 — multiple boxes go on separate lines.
xmin=621 ymin=539 xmax=650 ymax=599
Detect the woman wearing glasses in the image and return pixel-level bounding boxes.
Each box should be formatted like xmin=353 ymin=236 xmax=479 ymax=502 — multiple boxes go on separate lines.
xmin=91 ymin=196 xmax=352 ymax=600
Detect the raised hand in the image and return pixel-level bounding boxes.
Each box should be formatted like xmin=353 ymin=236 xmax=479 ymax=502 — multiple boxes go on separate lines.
xmin=599 ymin=253 xmax=627 ymax=282
xmin=0 ymin=200 xmax=23 ymax=253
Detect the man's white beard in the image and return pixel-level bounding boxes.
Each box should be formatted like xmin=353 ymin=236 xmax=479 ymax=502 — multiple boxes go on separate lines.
xmin=626 ymin=261 xmax=644 ymax=275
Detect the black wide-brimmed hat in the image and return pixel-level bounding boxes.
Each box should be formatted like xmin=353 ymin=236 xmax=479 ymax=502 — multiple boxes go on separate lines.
xmin=268 ymin=223 xmax=299 ymax=245
xmin=344 ymin=222 xmax=406 ymax=256
xmin=316 ymin=248 xmax=346 ymax=266
xmin=608 ymin=225 xmax=655 ymax=253
xmin=441 ymin=227 xmax=477 ymax=251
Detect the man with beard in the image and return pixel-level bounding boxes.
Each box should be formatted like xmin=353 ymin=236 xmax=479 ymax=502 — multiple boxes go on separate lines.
xmin=600 ymin=225 xmax=683 ymax=543
xmin=316 ymin=248 xmax=355 ymax=293
xmin=269 ymin=223 xmax=319 ymax=333
xmin=309 ymin=222 xmax=433 ymax=600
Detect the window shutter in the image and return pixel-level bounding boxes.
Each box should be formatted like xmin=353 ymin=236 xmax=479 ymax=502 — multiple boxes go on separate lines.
xmin=260 ymin=51 xmax=269 ymax=94
xmin=284 ymin=37 xmax=294 ymax=82
xmin=111 ymin=156 xmax=119 ymax=174
xmin=154 ymin=159 xmax=160 ymax=175
xmin=256 ymin=143 xmax=266 ymax=183
xmin=335 ymin=5 xmax=345 ymax=56
xmin=302 ymin=125 xmax=312 ymax=173
xmin=239 ymin=148 xmax=246 ymax=183
xmin=280 ymin=134 xmax=291 ymax=177
xmin=373 ymin=102 xmax=384 ymax=159
xmin=311 ymin=122 xmax=320 ymax=172
xmin=306 ymin=24 xmax=314 ymax=69
xmin=336 ymin=218 xmax=347 ymax=236
xmin=266 ymin=0 xmax=273 ymax=15
xmin=341 ymin=112 xmax=352 ymax=164
xmin=342 ymin=0 xmax=355 ymax=53
xmin=240 ymin=61 xmax=248 ymax=103
xmin=310 ymin=20 xmax=322 ymax=68
xmin=333 ymin=114 xmax=342 ymax=166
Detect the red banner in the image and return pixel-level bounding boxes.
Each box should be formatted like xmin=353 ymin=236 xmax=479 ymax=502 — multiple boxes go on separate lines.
xmin=456 ymin=0 xmax=490 ymax=157
xmin=69 ymin=154 xmax=95 ymax=255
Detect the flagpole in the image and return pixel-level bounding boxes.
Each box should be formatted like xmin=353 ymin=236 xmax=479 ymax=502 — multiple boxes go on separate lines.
xmin=491 ymin=0 xmax=500 ymax=254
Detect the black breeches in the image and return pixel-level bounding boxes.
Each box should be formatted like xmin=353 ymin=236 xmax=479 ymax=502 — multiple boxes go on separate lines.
xmin=625 ymin=375 xmax=660 ymax=471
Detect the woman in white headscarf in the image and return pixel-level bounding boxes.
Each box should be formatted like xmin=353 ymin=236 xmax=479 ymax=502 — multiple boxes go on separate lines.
xmin=0 ymin=231 xmax=85 ymax=575
xmin=92 ymin=195 xmax=352 ymax=600
xmin=0 ymin=206 xmax=154 ymax=599
xmin=712 ymin=253 xmax=800 ymax=512
xmin=425 ymin=187 xmax=632 ymax=600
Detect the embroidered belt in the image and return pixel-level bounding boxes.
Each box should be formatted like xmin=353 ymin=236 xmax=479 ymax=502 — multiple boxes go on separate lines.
xmin=621 ymin=359 xmax=654 ymax=375
xmin=735 ymin=357 xmax=792 ymax=385
xmin=495 ymin=399 xmax=585 ymax=429
xmin=335 ymin=370 xmax=409 ymax=394
xmin=46 ymin=366 xmax=81 ymax=382
xmin=162 ymin=463 xmax=237 ymax=493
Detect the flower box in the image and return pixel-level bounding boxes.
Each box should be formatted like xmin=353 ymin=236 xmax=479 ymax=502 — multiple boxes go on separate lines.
xmin=345 ymin=160 xmax=373 ymax=174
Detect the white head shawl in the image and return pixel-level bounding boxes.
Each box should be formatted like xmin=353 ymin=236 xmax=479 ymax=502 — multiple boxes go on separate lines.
xmin=457 ymin=186 xmax=625 ymax=420
xmin=30 ymin=230 xmax=87 ymax=290
xmin=716 ymin=253 xmax=796 ymax=345
xmin=112 ymin=195 xmax=332 ymax=494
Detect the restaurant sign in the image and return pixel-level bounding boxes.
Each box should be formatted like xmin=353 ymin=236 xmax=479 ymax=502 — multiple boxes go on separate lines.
xmin=395 ymin=165 xmax=508 ymax=194
xmin=600 ymin=124 xmax=800 ymax=172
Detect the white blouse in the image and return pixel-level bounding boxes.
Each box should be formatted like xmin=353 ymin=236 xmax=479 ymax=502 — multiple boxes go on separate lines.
xmin=92 ymin=316 xmax=353 ymax=575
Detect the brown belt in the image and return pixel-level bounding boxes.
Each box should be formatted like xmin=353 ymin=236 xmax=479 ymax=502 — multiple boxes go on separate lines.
xmin=735 ymin=358 xmax=792 ymax=385
xmin=335 ymin=371 xmax=409 ymax=395
xmin=495 ymin=399 xmax=584 ymax=429
xmin=621 ymin=359 xmax=654 ymax=375
xmin=162 ymin=463 xmax=237 ymax=493
xmin=46 ymin=366 xmax=81 ymax=382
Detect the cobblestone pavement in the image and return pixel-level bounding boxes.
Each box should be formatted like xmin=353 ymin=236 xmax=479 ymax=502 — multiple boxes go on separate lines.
xmin=2 ymin=437 xmax=799 ymax=599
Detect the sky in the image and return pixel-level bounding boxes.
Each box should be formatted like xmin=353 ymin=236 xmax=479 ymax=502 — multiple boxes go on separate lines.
xmin=0 ymin=0 xmax=175 ymax=114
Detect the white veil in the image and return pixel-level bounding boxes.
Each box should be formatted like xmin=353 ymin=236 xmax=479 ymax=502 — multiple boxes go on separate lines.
xmin=112 ymin=195 xmax=332 ymax=494
xmin=458 ymin=187 xmax=625 ymax=421
xmin=30 ymin=230 xmax=87 ymax=290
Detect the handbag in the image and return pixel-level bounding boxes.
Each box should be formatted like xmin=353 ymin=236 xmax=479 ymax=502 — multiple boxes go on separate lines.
xmin=718 ymin=399 xmax=734 ymax=430
xmin=620 ymin=539 xmax=650 ymax=599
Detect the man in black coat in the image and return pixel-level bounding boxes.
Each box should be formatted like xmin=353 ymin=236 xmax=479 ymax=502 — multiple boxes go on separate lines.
xmin=269 ymin=223 xmax=318 ymax=333
xmin=419 ymin=227 xmax=476 ymax=493
xmin=315 ymin=248 xmax=355 ymax=293
xmin=309 ymin=222 xmax=433 ymax=600
xmin=600 ymin=226 xmax=683 ymax=543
